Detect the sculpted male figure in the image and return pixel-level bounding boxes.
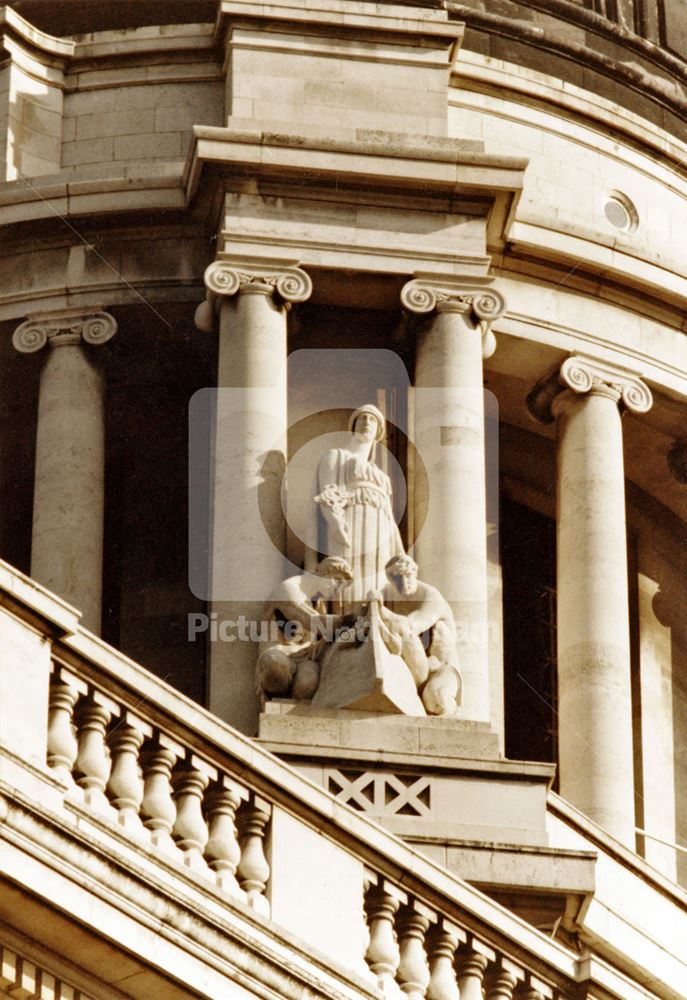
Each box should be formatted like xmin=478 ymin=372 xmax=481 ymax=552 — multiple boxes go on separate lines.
xmin=256 ymin=557 xmax=353 ymax=705
xmin=380 ymin=554 xmax=462 ymax=716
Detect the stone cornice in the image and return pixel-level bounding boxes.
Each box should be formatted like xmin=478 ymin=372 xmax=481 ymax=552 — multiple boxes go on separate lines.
xmin=187 ymin=125 xmax=527 ymax=205
xmin=0 ymin=786 xmax=378 ymax=1000
xmin=527 ymin=354 xmax=653 ymax=424
xmin=447 ymin=1 xmax=687 ymax=123
xmin=12 ymin=309 xmax=117 ymax=353
xmin=0 ymin=6 xmax=75 ymax=64
xmin=401 ymin=275 xmax=506 ymax=358
xmin=217 ymin=0 xmax=464 ymax=54
xmin=195 ymin=257 xmax=312 ymax=330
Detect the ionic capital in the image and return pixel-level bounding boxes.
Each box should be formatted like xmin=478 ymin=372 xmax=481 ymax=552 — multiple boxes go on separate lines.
xmin=13 ymin=309 xmax=117 ymax=353
xmin=400 ymin=276 xmax=506 ymax=359
xmin=527 ymin=354 xmax=653 ymax=424
xmin=195 ymin=256 xmax=312 ymax=332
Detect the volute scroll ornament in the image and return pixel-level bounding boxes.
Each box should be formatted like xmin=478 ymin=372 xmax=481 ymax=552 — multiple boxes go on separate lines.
xmin=12 ymin=320 xmax=48 ymax=353
xmin=13 ymin=310 xmax=117 ymax=353
xmin=400 ymin=277 xmax=506 ymax=359
xmin=560 ymin=355 xmax=652 ymax=413
xmin=196 ymin=258 xmax=313 ymax=331
xmin=528 ymin=354 xmax=653 ymax=423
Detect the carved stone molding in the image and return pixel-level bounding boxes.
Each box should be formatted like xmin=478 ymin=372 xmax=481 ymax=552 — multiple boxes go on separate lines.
xmin=527 ymin=354 xmax=653 ymax=424
xmin=195 ymin=257 xmax=313 ymax=332
xmin=400 ymin=277 xmax=506 ymax=359
xmin=13 ymin=309 xmax=117 ymax=353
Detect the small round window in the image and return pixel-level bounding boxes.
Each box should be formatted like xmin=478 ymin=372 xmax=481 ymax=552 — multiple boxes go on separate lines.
xmin=603 ymin=191 xmax=638 ymax=233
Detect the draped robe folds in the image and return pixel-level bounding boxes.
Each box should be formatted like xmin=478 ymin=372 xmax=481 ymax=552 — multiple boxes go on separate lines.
xmin=315 ymin=448 xmax=404 ymax=607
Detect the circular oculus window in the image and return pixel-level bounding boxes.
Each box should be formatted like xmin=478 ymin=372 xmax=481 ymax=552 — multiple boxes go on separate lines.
xmin=603 ymin=192 xmax=639 ymax=233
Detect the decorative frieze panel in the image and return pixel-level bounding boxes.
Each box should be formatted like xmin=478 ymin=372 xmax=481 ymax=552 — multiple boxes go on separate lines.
xmin=325 ymin=769 xmax=432 ymax=817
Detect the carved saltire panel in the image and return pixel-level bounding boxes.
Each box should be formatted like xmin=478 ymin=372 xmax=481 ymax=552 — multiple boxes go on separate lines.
xmin=324 ymin=769 xmax=431 ymax=817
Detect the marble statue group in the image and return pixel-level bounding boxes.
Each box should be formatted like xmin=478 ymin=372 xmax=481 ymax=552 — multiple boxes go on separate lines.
xmin=256 ymin=404 xmax=462 ymax=716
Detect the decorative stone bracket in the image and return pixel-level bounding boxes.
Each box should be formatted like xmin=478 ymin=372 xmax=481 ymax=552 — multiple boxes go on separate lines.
xmin=527 ymin=354 xmax=653 ymax=424
xmin=195 ymin=257 xmax=313 ymax=332
xmin=400 ymin=277 xmax=506 ymax=359
xmin=13 ymin=309 xmax=117 ymax=353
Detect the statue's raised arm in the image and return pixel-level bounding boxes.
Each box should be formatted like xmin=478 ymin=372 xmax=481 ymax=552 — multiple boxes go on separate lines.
xmin=314 ymin=404 xmax=404 ymax=607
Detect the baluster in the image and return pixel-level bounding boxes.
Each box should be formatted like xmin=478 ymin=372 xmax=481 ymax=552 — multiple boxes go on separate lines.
xmin=46 ymin=673 xmax=78 ymax=784
xmin=455 ymin=944 xmax=490 ymax=1000
xmin=517 ymin=983 xmax=547 ymax=1000
xmin=141 ymin=740 xmax=179 ymax=853
xmin=486 ymin=962 xmax=520 ymax=1000
xmin=74 ymin=696 xmax=113 ymax=812
xmin=396 ymin=904 xmax=431 ymax=999
xmin=426 ymin=924 xmax=461 ymax=1000
xmin=204 ymin=776 xmax=248 ymax=899
xmin=364 ymin=881 xmax=403 ymax=994
xmin=107 ymin=718 xmax=147 ymax=829
xmin=237 ymin=795 xmax=271 ymax=916
xmin=172 ymin=756 xmax=211 ymax=870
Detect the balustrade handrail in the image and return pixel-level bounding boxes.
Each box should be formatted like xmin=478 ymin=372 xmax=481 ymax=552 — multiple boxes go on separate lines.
xmin=50 ymin=625 xmax=584 ymax=994
xmin=0 ymin=555 xmax=660 ymax=998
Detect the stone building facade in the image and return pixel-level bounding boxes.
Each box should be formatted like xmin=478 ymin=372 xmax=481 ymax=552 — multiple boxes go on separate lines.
xmin=0 ymin=0 xmax=686 ymax=997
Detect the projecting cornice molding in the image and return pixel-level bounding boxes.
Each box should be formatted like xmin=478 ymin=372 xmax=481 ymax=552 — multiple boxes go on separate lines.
xmin=527 ymin=354 xmax=653 ymax=424
xmin=195 ymin=257 xmax=312 ymax=331
xmin=12 ymin=309 xmax=117 ymax=352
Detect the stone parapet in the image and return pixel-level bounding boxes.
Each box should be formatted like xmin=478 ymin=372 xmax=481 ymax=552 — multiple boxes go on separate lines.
xmin=0 ymin=556 xmax=663 ymax=999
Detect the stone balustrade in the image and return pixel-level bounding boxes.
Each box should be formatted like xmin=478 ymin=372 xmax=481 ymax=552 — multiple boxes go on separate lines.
xmin=0 ymin=561 xmax=645 ymax=998
xmin=361 ymin=876 xmax=560 ymax=1000
xmin=46 ymin=663 xmax=271 ymax=916
xmin=43 ymin=656 xmax=577 ymax=998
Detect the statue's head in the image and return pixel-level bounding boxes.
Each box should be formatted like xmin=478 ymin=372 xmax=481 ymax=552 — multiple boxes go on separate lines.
xmin=385 ymin=554 xmax=419 ymax=596
xmin=349 ymin=404 xmax=385 ymax=444
xmin=314 ymin=556 xmax=353 ymax=597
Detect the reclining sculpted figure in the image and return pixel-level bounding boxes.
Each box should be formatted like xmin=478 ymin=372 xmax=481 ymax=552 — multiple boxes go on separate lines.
xmin=256 ymin=557 xmax=353 ymax=705
xmin=379 ymin=554 xmax=462 ymax=716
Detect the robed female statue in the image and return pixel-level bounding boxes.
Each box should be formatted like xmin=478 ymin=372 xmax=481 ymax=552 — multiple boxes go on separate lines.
xmin=314 ymin=403 xmax=404 ymax=606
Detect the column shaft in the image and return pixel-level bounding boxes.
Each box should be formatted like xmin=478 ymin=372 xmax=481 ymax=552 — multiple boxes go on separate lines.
xmin=208 ymin=283 xmax=290 ymax=733
xmin=414 ymin=306 xmax=490 ymax=722
xmin=31 ymin=339 xmax=105 ymax=631
xmin=556 ymin=386 xmax=635 ymax=843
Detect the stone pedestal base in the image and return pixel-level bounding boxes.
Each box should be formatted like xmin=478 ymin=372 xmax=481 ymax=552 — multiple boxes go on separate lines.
xmin=257 ymin=703 xmax=593 ymax=928
xmin=259 ymin=701 xmax=498 ymax=758
xmin=259 ymin=702 xmax=550 ymax=847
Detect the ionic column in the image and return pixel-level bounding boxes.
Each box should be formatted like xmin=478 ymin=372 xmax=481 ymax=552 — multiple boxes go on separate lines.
xmin=13 ymin=310 xmax=117 ymax=633
xmin=195 ymin=258 xmax=312 ymax=733
xmin=402 ymin=277 xmax=505 ymax=723
xmin=528 ymin=354 xmax=652 ymax=845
